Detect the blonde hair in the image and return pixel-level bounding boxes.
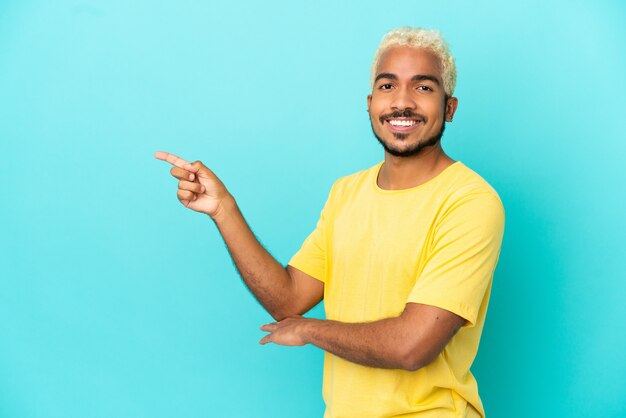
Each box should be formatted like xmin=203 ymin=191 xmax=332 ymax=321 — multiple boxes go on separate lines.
xmin=370 ymin=27 xmax=457 ymax=97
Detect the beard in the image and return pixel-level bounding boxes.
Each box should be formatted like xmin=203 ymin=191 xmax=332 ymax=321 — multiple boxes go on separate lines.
xmin=370 ymin=117 xmax=446 ymax=158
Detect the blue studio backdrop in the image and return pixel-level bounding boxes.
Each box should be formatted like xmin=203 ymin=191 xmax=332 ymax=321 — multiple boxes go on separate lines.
xmin=1 ymin=1 xmax=625 ymax=417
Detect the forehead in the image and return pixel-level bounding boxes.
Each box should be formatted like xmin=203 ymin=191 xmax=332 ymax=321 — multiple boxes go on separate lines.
xmin=375 ymin=46 xmax=443 ymax=80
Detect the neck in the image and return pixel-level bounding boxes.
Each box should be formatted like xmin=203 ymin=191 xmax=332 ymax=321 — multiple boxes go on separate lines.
xmin=377 ymin=145 xmax=456 ymax=190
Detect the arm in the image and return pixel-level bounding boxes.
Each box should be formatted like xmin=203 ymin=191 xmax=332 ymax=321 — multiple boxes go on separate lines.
xmin=154 ymin=151 xmax=324 ymax=320
xmin=260 ymin=302 xmax=466 ymax=371
xmin=213 ymin=199 xmax=324 ymax=320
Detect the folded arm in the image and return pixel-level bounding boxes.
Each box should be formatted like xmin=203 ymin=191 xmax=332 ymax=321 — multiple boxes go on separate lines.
xmin=260 ymin=302 xmax=466 ymax=371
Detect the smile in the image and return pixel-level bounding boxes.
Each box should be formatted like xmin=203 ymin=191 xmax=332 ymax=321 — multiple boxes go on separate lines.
xmin=384 ymin=118 xmax=423 ymax=133
xmin=388 ymin=119 xmax=418 ymax=127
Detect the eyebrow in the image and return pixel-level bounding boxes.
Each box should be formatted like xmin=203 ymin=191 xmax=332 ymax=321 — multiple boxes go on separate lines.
xmin=374 ymin=73 xmax=441 ymax=86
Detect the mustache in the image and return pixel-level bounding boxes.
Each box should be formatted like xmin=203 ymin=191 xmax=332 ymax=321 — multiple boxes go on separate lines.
xmin=379 ymin=110 xmax=426 ymax=124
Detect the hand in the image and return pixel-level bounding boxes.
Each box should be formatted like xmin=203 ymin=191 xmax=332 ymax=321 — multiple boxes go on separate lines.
xmin=154 ymin=151 xmax=232 ymax=219
xmin=259 ymin=316 xmax=313 ymax=346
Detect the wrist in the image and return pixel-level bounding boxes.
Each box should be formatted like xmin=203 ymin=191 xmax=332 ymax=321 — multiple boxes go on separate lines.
xmin=299 ymin=318 xmax=321 ymax=345
xmin=210 ymin=193 xmax=237 ymax=224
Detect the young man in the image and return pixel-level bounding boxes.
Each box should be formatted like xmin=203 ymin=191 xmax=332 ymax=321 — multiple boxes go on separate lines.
xmin=155 ymin=27 xmax=505 ymax=418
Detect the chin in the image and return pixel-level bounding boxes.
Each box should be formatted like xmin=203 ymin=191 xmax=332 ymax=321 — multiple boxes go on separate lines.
xmin=370 ymin=120 xmax=446 ymax=158
xmin=378 ymin=134 xmax=442 ymax=158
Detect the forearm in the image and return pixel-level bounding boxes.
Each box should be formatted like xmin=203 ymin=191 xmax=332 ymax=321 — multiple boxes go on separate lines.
xmin=260 ymin=304 xmax=463 ymax=370
xmin=212 ymin=195 xmax=295 ymax=320
xmin=301 ymin=317 xmax=419 ymax=370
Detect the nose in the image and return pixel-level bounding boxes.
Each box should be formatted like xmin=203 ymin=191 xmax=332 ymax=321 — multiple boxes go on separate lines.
xmin=390 ymin=86 xmax=416 ymax=111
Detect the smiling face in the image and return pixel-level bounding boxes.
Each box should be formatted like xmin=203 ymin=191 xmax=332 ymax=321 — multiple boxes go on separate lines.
xmin=367 ymin=46 xmax=458 ymax=157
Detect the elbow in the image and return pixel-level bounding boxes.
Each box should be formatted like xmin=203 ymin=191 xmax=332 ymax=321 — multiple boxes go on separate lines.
xmin=267 ymin=296 xmax=315 ymax=321
xmin=268 ymin=309 xmax=291 ymax=322
xmin=270 ymin=312 xmax=285 ymax=321
xmin=270 ymin=312 xmax=292 ymax=322
xmin=396 ymin=346 xmax=436 ymax=372
xmin=268 ymin=306 xmax=303 ymax=322
xmin=398 ymin=355 xmax=424 ymax=372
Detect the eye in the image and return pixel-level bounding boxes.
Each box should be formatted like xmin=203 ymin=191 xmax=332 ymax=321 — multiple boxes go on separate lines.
xmin=378 ymin=83 xmax=394 ymax=90
xmin=416 ymin=85 xmax=432 ymax=92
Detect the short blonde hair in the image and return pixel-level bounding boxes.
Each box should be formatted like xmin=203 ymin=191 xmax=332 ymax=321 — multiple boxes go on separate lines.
xmin=370 ymin=27 xmax=457 ymax=97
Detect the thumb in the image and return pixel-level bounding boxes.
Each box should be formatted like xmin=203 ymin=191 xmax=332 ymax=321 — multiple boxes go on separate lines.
xmin=185 ymin=160 xmax=217 ymax=179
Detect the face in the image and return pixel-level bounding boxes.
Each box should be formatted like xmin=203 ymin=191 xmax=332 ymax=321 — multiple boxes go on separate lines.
xmin=367 ymin=46 xmax=458 ymax=157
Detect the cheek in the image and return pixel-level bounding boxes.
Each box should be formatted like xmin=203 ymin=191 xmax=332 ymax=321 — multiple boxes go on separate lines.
xmin=426 ymin=101 xmax=446 ymax=121
xmin=368 ymin=105 xmax=381 ymax=123
xmin=369 ymin=112 xmax=381 ymax=128
xmin=368 ymin=95 xmax=386 ymax=112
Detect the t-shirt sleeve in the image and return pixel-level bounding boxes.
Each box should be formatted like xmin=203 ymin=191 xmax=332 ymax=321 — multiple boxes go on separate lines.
xmin=287 ymin=184 xmax=336 ymax=283
xmin=406 ymin=191 xmax=505 ymax=328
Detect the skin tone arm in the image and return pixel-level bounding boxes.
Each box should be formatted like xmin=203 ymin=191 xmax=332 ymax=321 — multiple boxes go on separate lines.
xmin=154 ymin=151 xmax=323 ymax=321
xmin=260 ymin=302 xmax=467 ymax=371
xmin=155 ymin=151 xmax=465 ymax=371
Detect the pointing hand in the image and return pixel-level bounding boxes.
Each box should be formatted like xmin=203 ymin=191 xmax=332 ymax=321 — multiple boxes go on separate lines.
xmin=154 ymin=151 xmax=232 ymax=219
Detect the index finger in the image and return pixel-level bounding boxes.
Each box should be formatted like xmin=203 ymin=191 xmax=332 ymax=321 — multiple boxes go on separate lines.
xmin=154 ymin=151 xmax=193 ymax=170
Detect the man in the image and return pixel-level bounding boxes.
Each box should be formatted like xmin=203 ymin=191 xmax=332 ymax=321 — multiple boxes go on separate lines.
xmin=155 ymin=27 xmax=505 ymax=418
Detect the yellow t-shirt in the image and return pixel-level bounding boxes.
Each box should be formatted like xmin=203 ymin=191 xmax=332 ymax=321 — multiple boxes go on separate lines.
xmin=288 ymin=161 xmax=505 ymax=418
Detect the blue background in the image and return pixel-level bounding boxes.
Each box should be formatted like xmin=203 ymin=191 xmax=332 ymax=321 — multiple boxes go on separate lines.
xmin=1 ymin=1 xmax=625 ymax=417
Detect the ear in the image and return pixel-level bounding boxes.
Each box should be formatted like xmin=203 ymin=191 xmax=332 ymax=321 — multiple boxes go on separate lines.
xmin=445 ymin=97 xmax=459 ymax=122
xmin=367 ymin=94 xmax=372 ymax=112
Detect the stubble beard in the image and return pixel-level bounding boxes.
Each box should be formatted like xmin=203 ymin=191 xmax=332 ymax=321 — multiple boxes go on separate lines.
xmin=370 ymin=119 xmax=446 ymax=158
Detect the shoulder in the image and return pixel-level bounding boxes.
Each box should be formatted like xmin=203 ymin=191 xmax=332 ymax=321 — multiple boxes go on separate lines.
xmin=446 ymin=162 xmax=501 ymax=198
xmin=436 ymin=163 xmax=505 ymax=230
xmin=441 ymin=162 xmax=504 ymax=211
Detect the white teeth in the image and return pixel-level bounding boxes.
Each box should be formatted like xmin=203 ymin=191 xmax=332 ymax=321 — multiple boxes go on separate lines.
xmin=388 ymin=119 xmax=418 ymax=127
